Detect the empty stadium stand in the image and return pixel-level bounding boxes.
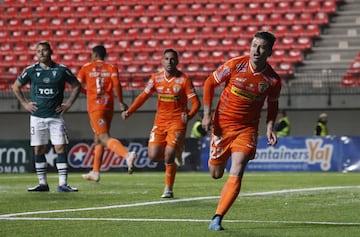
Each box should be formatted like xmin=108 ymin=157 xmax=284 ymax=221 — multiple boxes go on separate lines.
xmin=0 ymin=0 xmax=349 ymax=91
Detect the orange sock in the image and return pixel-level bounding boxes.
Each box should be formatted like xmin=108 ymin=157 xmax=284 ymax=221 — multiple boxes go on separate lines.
xmin=106 ymin=138 xmax=128 ymax=158
xmin=215 ymin=175 xmax=241 ymax=216
xmin=92 ymin=145 xmax=104 ymax=172
xmin=165 ymin=163 xmax=177 ymax=187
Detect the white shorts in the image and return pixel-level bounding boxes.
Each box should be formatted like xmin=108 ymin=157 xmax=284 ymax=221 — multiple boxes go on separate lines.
xmin=30 ymin=115 xmax=69 ymax=146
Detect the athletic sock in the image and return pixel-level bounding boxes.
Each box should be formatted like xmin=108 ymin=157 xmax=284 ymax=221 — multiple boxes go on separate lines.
xmin=215 ymin=175 xmax=241 ymax=216
xmin=92 ymin=145 xmax=104 ymax=172
xmin=56 ymin=153 xmax=68 ymax=186
xmin=165 ymin=163 xmax=177 ymax=188
xmin=106 ymin=138 xmax=128 ymax=158
xmin=34 ymin=154 xmax=47 ymax=185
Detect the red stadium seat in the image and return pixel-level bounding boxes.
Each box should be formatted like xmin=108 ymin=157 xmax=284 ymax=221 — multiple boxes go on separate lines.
xmin=19 ymin=7 xmax=33 ymax=19
xmin=292 ymin=1 xmax=306 ymax=13
xmin=83 ymin=29 xmax=97 ymax=40
xmin=271 ymin=49 xmax=286 ymax=63
xmin=287 ymin=50 xmax=303 ymax=63
xmin=231 ymin=3 xmax=246 ymax=14
xmin=34 ymin=6 xmax=47 ymax=17
xmin=9 ymin=30 xmax=24 ymax=42
xmin=298 ymin=13 xmax=313 ymax=25
xmin=224 ymin=15 xmax=238 ymax=27
xmin=276 ymin=1 xmax=290 ymax=14
xmin=269 ymin=13 xmax=282 ymax=26
xmin=204 ymin=3 xmax=216 ymax=15
xmin=145 ymin=39 xmax=160 ymax=52
xmin=283 ymin=13 xmax=297 ymax=25
xmin=141 ymin=28 xmax=155 ymax=39
xmin=247 ymin=2 xmax=261 ymax=14
xmin=103 ymin=5 xmax=117 ymax=17
xmin=98 ymin=29 xmax=111 ymax=40
xmin=54 ymin=29 xmax=68 ymax=41
xmin=7 ymin=19 xmax=21 ymax=30
xmin=348 ymin=58 xmax=360 ymax=74
xmin=262 ymin=2 xmax=275 ymax=14
xmin=128 ymin=40 xmax=145 ymax=52
xmin=176 ymin=39 xmax=189 ymax=51
xmin=307 ymin=1 xmax=321 ymax=13
xmin=160 ymin=4 xmax=174 ymax=16
xmin=48 ymin=6 xmax=60 ymax=16
xmin=323 ymin=0 xmax=337 ymax=13
xmin=208 ymin=15 xmax=222 ymax=27
xmin=274 ymin=25 xmax=288 ymax=37
xmin=35 ymin=18 xmax=50 ymax=30
xmin=181 ymin=51 xmax=195 ymax=64
xmin=93 ymin=18 xmax=107 ymax=29
xmin=189 ymin=3 xmax=203 ymax=15
xmin=289 ymin=25 xmax=304 ymax=37
xmin=152 ymin=16 xmax=165 ymax=27
xmin=61 ymin=6 xmax=75 ymax=17
xmin=314 ymin=12 xmax=329 ymax=25
xmin=217 ymin=3 xmax=231 ymax=14
xmin=170 ymin=27 xmax=183 ymax=40
xmin=4 ymin=7 xmax=18 ymax=18
xmin=49 ymin=18 xmax=64 ymax=30
xmin=112 ymin=29 xmax=125 ymax=40
xmin=184 ymin=27 xmax=198 ymax=39
xmin=68 ymin=29 xmax=82 ymax=41
xmin=117 ymin=40 xmax=130 ymax=51
xmin=303 ymin=24 xmax=320 ymax=37
xmin=341 ymin=74 xmax=357 ymax=87
xmin=3 ymin=55 xmax=17 ymax=67
xmin=144 ymin=5 xmax=159 ymax=16
xmin=64 ymin=18 xmax=78 ymax=29
xmin=221 ymin=38 xmax=235 ymax=50
xmin=295 ymin=37 xmax=312 ymax=50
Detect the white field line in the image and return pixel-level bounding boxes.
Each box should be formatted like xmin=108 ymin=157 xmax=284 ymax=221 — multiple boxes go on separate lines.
xmin=1 ymin=186 xmax=360 ymax=226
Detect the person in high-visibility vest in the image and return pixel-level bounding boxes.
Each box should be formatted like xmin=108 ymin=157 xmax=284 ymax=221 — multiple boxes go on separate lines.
xmin=314 ymin=113 xmax=328 ymax=136
xmin=191 ymin=117 xmax=208 ymax=138
xmin=275 ymin=109 xmax=290 ymax=137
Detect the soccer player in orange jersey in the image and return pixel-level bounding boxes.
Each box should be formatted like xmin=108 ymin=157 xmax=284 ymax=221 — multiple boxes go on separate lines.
xmin=122 ymin=48 xmax=200 ymax=198
xmin=203 ymin=32 xmax=282 ymax=230
xmin=77 ymin=45 xmax=136 ymax=182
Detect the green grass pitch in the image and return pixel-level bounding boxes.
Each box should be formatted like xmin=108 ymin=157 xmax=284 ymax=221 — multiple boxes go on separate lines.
xmin=1 ymin=172 xmax=359 ymax=237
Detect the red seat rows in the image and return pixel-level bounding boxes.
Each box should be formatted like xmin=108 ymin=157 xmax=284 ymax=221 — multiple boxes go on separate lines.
xmin=0 ymin=0 xmax=339 ymax=18
xmin=341 ymin=52 xmax=360 ymax=87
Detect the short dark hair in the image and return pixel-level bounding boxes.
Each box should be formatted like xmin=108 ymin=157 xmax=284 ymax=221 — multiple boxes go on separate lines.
xmin=254 ymin=31 xmax=276 ymax=49
xmin=163 ymin=48 xmax=178 ymax=59
xmin=92 ymin=45 xmax=107 ymax=59
xmin=37 ymin=41 xmax=53 ymax=54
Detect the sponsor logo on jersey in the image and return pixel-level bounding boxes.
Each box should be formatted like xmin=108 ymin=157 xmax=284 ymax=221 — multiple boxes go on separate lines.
xmin=158 ymin=94 xmax=176 ymax=102
xmin=230 ymin=85 xmax=261 ymax=101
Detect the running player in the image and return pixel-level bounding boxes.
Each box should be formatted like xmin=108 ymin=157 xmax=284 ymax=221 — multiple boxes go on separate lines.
xmin=202 ymin=32 xmax=282 ymax=230
xmin=121 ymin=48 xmax=200 ymax=198
xmin=77 ymin=45 xmax=137 ymax=182
xmin=12 ymin=41 xmax=81 ymax=192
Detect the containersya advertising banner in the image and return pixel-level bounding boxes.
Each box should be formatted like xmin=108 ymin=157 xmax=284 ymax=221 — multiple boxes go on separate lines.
xmin=200 ymin=136 xmax=360 ymax=172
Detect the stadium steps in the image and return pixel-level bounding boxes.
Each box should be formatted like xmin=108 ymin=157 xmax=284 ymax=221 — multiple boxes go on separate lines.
xmin=297 ymin=0 xmax=360 ymax=74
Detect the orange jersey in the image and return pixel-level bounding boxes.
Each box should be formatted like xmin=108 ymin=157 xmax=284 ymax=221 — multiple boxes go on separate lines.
xmin=204 ymin=55 xmax=281 ymax=133
xmin=77 ymin=60 xmax=122 ymax=113
xmin=128 ymin=70 xmax=200 ymax=128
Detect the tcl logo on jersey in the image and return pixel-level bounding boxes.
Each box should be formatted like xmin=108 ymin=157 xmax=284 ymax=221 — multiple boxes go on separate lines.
xmin=38 ymin=88 xmax=55 ymax=95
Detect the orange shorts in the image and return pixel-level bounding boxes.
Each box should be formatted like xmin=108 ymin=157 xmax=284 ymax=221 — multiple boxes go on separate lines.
xmin=208 ymin=126 xmax=258 ymax=166
xmin=89 ymin=110 xmax=114 ymax=135
xmin=148 ymin=123 xmax=186 ymax=149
